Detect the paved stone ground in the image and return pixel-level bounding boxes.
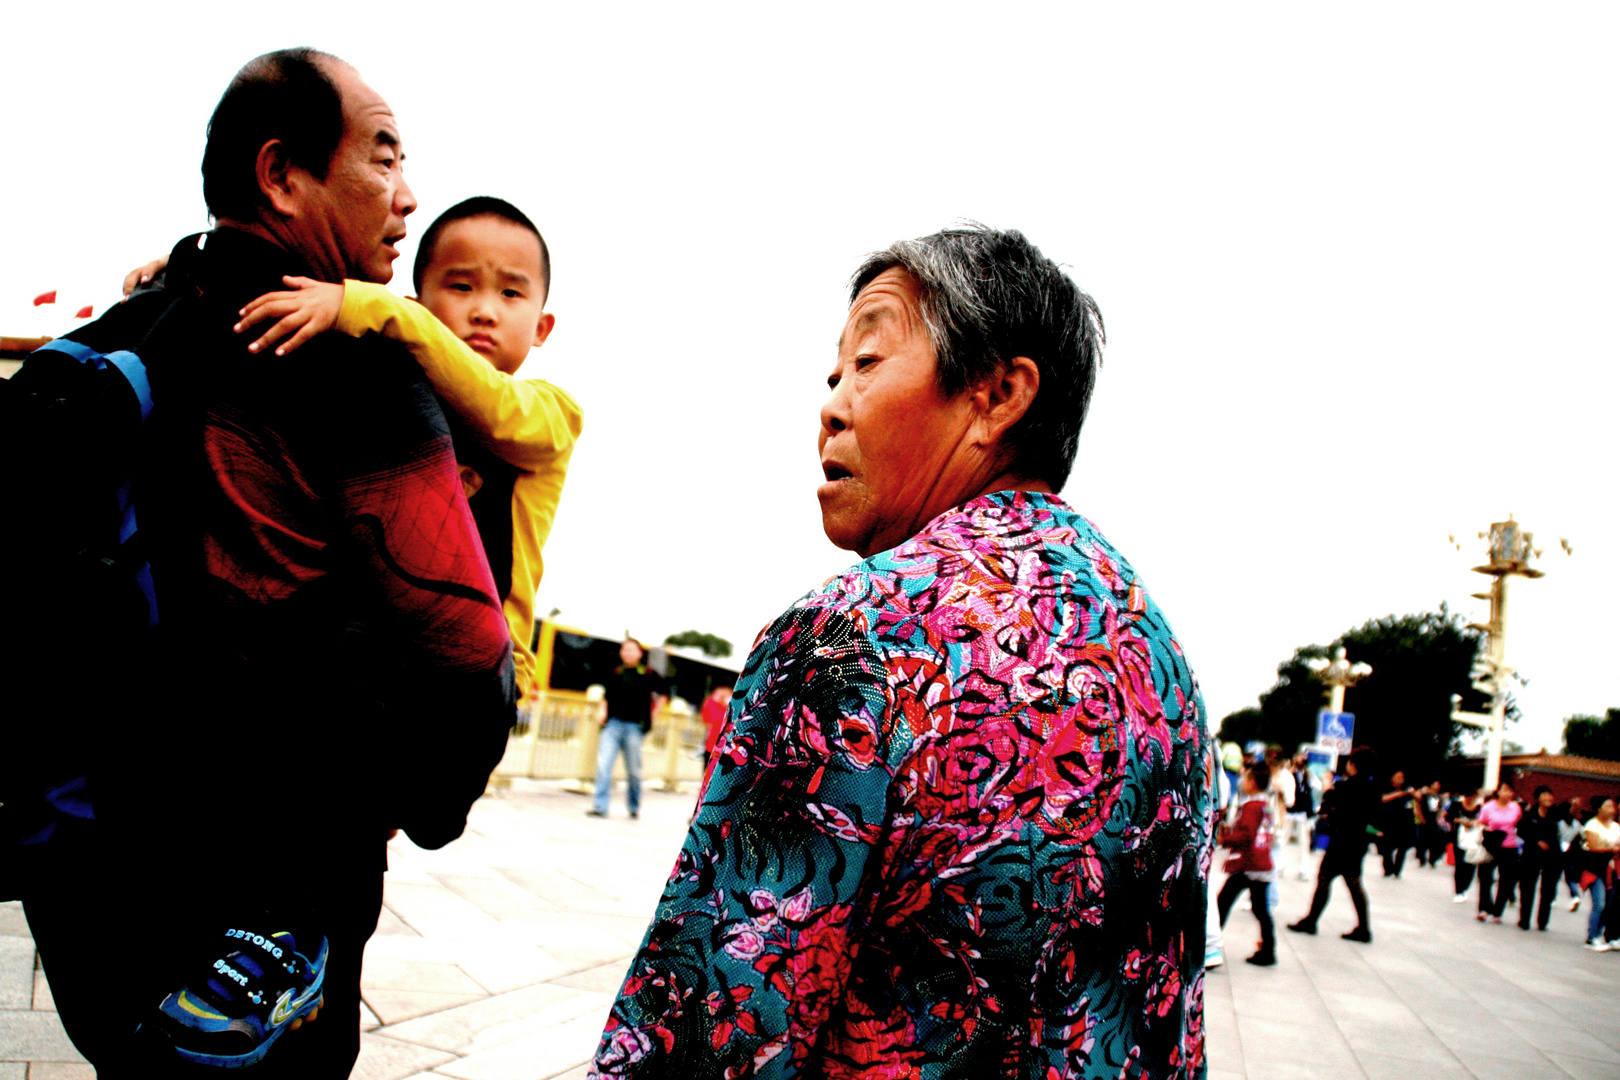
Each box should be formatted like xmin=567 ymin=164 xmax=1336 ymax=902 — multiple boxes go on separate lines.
xmin=4 ymin=783 xmax=1617 ymax=1079
xmin=1206 ymin=843 xmax=1620 ymax=1080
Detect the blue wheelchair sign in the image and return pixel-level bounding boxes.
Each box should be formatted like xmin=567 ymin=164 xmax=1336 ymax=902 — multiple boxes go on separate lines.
xmin=1316 ymin=710 xmax=1355 ymax=754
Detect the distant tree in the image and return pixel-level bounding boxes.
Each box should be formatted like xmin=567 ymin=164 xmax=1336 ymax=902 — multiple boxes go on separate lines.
xmin=1563 ymin=709 xmax=1620 ymax=761
xmin=1216 ymin=707 xmax=1264 ymax=747
xmin=1240 ymin=607 xmax=1490 ymax=781
xmin=663 ymin=630 xmax=733 ymax=659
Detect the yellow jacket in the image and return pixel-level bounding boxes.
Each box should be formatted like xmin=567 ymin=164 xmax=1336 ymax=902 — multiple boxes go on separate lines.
xmin=337 ymin=282 xmax=583 ymax=693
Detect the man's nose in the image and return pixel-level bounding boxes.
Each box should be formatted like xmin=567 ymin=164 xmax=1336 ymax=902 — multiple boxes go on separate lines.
xmin=396 ymin=174 xmax=417 ymax=218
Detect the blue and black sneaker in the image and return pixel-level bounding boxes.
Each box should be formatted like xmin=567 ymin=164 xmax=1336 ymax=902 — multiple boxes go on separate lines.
xmin=142 ymin=927 xmax=328 ymax=1068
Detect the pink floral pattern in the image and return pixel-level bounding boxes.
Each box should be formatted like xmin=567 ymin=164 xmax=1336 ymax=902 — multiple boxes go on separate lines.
xmin=591 ymin=491 xmax=1212 ymax=1078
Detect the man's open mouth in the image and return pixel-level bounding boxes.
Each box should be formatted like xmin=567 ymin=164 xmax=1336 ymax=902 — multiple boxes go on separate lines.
xmin=822 ymin=464 xmax=853 ymax=482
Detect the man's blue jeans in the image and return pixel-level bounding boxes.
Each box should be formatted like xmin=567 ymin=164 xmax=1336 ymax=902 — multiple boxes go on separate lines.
xmin=593 ymin=718 xmax=644 ymax=816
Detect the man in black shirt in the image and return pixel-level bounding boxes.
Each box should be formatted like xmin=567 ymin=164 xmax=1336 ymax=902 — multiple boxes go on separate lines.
xmin=1289 ymin=747 xmax=1381 ymax=943
xmin=589 ymin=639 xmax=669 ymax=818
xmin=1518 ymin=785 xmax=1564 ymax=931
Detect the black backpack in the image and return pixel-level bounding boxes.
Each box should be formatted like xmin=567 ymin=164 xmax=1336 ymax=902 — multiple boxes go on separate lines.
xmin=0 ymin=281 xmax=186 ymax=887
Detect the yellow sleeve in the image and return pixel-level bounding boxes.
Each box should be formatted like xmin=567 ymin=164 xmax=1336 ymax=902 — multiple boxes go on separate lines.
xmin=337 ymin=281 xmax=583 ymax=695
xmin=336 ymin=281 xmax=584 ymax=471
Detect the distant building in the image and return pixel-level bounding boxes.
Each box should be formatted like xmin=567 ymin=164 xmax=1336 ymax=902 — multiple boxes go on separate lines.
xmin=1447 ymin=750 xmax=1620 ymax=806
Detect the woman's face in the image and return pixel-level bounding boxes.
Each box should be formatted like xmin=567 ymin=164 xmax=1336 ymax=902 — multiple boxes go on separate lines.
xmin=1599 ymin=798 xmax=1616 ymax=821
xmin=818 ymin=268 xmax=991 ymax=557
xmin=1390 ymin=771 xmax=1405 ymax=789
xmin=620 ymin=640 xmax=644 ymax=666
xmin=1496 ymin=784 xmax=1514 ymax=804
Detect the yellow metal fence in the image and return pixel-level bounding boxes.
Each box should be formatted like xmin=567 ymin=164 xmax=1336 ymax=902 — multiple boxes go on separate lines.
xmin=492 ymin=688 xmax=710 ymax=792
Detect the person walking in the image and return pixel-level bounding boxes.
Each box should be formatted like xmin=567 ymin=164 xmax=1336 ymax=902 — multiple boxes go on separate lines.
xmin=1289 ymin=747 xmax=1379 ymax=944
xmin=588 ymin=639 xmax=667 ymax=819
xmin=1216 ymin=762 xmax=1278 ymax=966
xmin=1447 ymin=788 xmax=1486 ymax=903
xmin=1581 ymin=796 xmax=1620 ymax=950
xmin=1417 ymin=782 xmax=1446 ymax=867
xmin=1377 ymin=770 xmax=1419 ymax=878
xmin=1476 ymin=782 xmax=1523 ymax=924
xmin=1288 ymin=752 xmax=1320 ymax=882
xmin=1559 ymin=796 xmax=1587 ymax=912
xmin=1517 ymin=786 xmax=1564 ymax=931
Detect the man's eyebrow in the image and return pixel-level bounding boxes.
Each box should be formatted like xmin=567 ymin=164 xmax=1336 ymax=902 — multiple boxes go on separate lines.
xmin=375 ymin=129 xmax=400 ymax=149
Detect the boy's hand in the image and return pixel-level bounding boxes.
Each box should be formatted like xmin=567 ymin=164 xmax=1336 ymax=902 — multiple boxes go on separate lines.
xmin=235 ymin=276 xmax=345 ymax=356
xmin=121 ymin=255 xmax=170 ymax=299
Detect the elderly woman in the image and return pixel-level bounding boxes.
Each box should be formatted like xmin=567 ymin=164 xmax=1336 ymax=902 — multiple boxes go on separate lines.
xmin=590 ymin=227 xmax=1212 ymax=1079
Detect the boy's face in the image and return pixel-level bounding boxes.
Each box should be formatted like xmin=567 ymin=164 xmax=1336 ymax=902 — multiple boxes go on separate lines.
xmin=416 ymin=214 xmax=553 ymax=375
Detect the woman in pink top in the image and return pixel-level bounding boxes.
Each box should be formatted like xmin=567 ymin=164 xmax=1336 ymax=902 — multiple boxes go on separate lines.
xmin=1476 ymin=782 xmax=1524 ymax=922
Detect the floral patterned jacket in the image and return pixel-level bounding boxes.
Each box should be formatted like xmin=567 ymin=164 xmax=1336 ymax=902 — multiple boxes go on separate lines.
xmin=591 ymin=491 xmax=1213 ymax=1079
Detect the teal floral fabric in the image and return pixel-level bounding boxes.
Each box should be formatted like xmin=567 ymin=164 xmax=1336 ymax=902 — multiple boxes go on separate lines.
xmin=591 ymin=491 xmax=1213 ymax=1079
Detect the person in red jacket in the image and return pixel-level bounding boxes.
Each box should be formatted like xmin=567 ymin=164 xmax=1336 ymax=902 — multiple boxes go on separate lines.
xmin=1217 ymin=762 xmax=1279 ymax=966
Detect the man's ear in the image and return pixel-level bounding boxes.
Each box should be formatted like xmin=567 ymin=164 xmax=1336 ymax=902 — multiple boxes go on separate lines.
xmin=533 ymin=311 xmax=556 ymax=349
xmin=255 ymin=139 xmax=301 ymax=219
xmin=971 ymin=355 xmax=1040 ymax=446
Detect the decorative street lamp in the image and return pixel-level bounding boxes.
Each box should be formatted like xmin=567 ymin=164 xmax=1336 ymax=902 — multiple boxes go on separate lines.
xmin=1304 ymin=646 xmax=1373 ymax=714
xmin=1449 ymin=515 xmax=1550 ymax=791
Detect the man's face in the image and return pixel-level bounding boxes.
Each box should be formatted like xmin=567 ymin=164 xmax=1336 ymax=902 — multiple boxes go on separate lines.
xmin=1539 ymin=790 xmax=1555 ymax=809
xmin=417 ymin=215 xmax=553 ymax=375
xmin=290 ymin=61 xmax=416 ymax=283
xmin=818 ymin=268 xmax=979 ymax=557
xmin=620 ymin=640 xmax=644 ymax=666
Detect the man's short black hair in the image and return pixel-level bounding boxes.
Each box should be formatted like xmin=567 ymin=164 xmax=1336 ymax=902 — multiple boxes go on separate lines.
xmin=1248 ymin=762 xmax=1272 ymax=793
xmin=411 ymin=196 xmax=551 ymax=300
xmin=849 ymin=226 xmax=1105 ymax=491
xmin=202 ymin=48 xmax=345 ymax=223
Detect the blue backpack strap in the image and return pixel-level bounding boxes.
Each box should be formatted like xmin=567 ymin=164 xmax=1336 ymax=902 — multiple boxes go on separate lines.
xmin=33 ymin=338 xmax=160 ymax=627
xmin=36 ymin=340 xmax=155 ymax=423
xmin=105 ymin=351 xmax=154 ymax=422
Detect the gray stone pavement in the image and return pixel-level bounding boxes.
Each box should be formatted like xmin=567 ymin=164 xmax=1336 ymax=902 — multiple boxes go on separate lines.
xmin=4 ymin=784 xmax=1617 ymax=1079
xmin=1206 ymin=846 xmax=1620 ymax=1080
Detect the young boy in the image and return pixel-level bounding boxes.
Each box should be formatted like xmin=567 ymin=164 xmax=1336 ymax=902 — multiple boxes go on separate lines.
xmin=234 ymin=197 xmax=582 ymax=695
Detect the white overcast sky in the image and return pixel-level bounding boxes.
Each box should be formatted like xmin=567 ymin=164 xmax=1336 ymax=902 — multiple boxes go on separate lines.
xmin=4 ymin=3 xmax=1616 ymax=755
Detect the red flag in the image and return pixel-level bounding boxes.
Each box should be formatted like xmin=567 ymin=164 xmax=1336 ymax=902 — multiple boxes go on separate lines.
xmin=75 ymin=305 xmax=93 ymax=319
xmin=33 ymin=290 xmax=57 ymax=306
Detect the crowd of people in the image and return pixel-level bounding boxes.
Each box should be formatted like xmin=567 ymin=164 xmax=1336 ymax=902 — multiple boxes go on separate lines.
xmin=1209 ymin=741 xmax=1620 ymax=965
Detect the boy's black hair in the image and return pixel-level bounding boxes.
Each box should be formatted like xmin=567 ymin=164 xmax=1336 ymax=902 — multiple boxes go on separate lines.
xmin=1247 ymin=762 xmax=1272 ymax=793
xmin=412 ymin=196 xmax=551 ymax=298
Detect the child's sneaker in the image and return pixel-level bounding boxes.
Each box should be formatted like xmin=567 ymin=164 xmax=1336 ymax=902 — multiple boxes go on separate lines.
xmin=143 ymin=928 xmax=328 ymax=1068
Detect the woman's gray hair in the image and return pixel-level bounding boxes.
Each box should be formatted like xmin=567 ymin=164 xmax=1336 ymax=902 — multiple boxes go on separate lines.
xmin=849 ymin=225 xmax=1104 ymax=490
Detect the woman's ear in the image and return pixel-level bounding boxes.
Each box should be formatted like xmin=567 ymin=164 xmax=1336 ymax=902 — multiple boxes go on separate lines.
xmin=972 ymin=356 xmax=1040 ymax=446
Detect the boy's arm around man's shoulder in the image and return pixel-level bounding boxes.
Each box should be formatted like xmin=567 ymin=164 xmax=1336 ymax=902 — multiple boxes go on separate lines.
xmin=337 ymin=281 xmax=584 ymax=471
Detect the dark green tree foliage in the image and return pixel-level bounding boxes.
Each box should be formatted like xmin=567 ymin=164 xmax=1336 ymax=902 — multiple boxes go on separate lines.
xmin=1221 ymin=608 xmax=1488 ymax=781
xmin=663 ymin=630 xmax=734 ymax=659
xmin=1215 ymin=707 xmax=1264 ymax=748
xmin=1563 ymin=709 xmax=1620 ymax=761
